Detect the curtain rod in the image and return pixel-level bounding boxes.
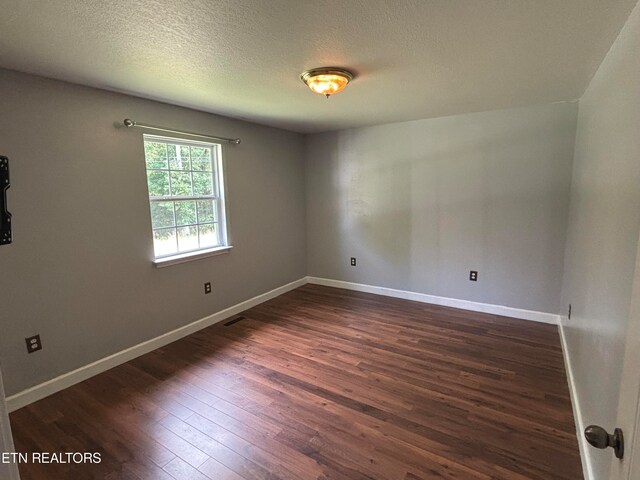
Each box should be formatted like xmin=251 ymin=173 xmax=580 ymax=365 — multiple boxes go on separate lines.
xmin=122 ymin=119 xmax=241 ymax=145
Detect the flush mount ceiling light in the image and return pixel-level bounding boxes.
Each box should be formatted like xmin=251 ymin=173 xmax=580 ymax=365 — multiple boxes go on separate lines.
xmin=300 ymin=67 xmax=354 ymax=98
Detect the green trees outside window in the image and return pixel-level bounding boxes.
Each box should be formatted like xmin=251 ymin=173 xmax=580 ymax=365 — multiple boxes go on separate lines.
xmin=143 ymin=137 xmax=227 ymax=258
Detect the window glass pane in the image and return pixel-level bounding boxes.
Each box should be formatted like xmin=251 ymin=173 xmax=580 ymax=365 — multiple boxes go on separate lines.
xmin=196 ymin=200 xmax=216 ymax=224
xmin=166 ymin=144 xmax=177 ymax=159
xmin=150 ymin=202 xmax=175 ymax=229
xmin=191 ymin=146 xmax=212 ymax=171
xmin=199 ymin=223 xmax=219 ymax=248
xmin=193 ymin=172 xmax=213 ymax=196
xmin=147 ymin=170 xmax=170 ymax=196
xmin=175 ymin=201 xmax=197 ymax=226
xmin=145 ymin=142 xmax=168 ymax=169
xmin=153 ymin=228 xmax=177 ymax=257
xmin=170 ymin=171 xmax=193 ymax=196
xmin=144 ymin=137 xmax=227 ymax=260
xmin=177 ymin=226 xmax=198 ymax=252
xmin=169 ymin=145 xmax=191 ymax=170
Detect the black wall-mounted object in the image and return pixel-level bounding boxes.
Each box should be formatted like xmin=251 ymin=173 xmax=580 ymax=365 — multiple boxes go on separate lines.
xmin=0 ymin=155 xmax=11 ymax=245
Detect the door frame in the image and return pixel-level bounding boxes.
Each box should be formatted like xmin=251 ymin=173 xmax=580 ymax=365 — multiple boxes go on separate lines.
xmin=0 ymin=361 xmax=20 ymax=480
xmin=630 ymin=402 xmax=640 ymax=478
xmin=609 ymin=234 xmax=640 ymax=480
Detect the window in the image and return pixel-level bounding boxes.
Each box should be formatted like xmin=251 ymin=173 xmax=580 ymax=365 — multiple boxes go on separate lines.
xmin=143 ymin=135 xmax=229 ymax=264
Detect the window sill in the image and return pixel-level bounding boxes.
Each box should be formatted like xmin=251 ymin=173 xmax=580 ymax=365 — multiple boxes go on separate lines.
xmin=153 ymin=246 xmax=232 ymax=268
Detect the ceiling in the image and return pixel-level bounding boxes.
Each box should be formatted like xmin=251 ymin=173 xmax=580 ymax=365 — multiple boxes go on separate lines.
xmin=0 ymin=0 xmax=636 ymax=133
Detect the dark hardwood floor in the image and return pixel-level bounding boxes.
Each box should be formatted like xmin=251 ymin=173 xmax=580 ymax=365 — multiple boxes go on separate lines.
xmin=10 ymin=284 xmax=583 ymax=479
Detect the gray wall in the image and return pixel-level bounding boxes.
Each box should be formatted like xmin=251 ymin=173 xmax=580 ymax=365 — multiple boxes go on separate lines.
xmin=306 ymin=103 xmax=577 ymax=314
xmin=560 ymin=3 xmax=640 ymax=478
xmin=0 ymin=69 xmax=306 ymax=396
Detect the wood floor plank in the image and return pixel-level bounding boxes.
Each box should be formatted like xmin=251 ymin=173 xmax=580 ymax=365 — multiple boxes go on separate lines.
xmin=10 ymin=284 xmax=582 ymax=479
xmin=162 ymin=457 xmax=211 ymax=480
xmin=159 ymin=414 xmax=285 ymax=480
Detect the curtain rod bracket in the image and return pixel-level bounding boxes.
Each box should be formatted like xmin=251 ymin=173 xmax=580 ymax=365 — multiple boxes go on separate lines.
xmin=122 ymin=118 xmax=241 ymax=145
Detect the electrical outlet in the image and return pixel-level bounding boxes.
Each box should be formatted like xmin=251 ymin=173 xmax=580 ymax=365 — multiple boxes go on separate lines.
xmin=568 ymin=304 xmax=572 ymax=319
xmin=25 ymin=334 xmax=42 ymax=353
xmin=469 ymin=271 xmax=478 ymax=281
xmin=204 ymin=282 xmax=212 ymax=294
xmin=350 ymin=257 xmax=357 ymax=266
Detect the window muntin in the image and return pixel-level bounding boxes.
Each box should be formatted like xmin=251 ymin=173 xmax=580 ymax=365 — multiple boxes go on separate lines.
xmin=143 ymin=135 xmax=228 ymax=259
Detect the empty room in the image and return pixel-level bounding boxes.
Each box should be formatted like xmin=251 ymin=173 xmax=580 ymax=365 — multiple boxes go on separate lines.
xmin=1 ymin=1 xmax=640 ymax=479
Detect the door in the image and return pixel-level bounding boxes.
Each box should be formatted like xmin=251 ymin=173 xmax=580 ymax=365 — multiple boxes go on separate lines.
xmin=608 ymin=236 xmax=640 ymax=480
xmin=0 ymin=363 xmax=20 ymax=480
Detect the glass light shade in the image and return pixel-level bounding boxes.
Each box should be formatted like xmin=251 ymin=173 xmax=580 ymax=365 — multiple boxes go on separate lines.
xmin=300 ymin=68 xmax=354 ymax=97
xmin=306 ymin=74 xmax=350 ymax=95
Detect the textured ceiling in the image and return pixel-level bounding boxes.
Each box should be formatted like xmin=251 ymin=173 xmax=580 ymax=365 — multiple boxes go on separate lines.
xmin=0 ymin=0 xmax=636 ymax=133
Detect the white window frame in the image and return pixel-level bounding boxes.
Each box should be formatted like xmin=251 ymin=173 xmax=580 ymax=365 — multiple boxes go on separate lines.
xmin=142 ymin=134 xmax=231 ymax=267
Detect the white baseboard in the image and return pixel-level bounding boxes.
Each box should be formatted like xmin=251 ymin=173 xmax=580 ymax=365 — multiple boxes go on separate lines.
xmin=6 ymin=275 xmax=561 ymax=413
xmin=307 ymin=277 xmax=561 ymax=325
xmin=6 ymin=277 xmax=307 ymax=413
xmin=559 ymin=319 xmax=592 ymax=480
